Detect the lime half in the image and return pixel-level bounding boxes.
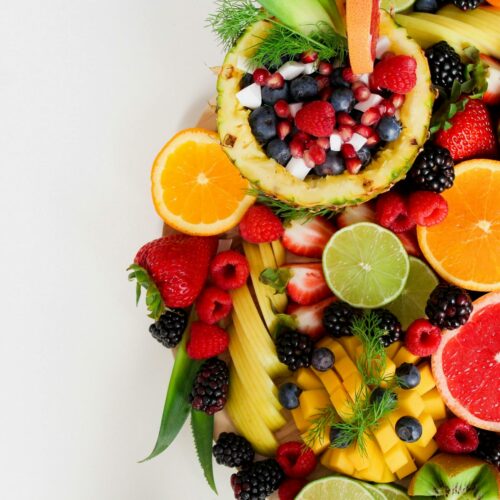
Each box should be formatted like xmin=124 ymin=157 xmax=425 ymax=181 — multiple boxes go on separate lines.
xmin=362 ymin=482 xmax=387 ymax=500
xmin=296 ymin=476 xmax=374 ymax=500
xmin=322 ymin=222 xmax=410 ymax=308
xmin=381 ymin=0 xmax=415 ymax=12
xmin=376 ymin=483 xmax=410 ymax=500
xmin=386 ymin=256 xmax=439 ymax=329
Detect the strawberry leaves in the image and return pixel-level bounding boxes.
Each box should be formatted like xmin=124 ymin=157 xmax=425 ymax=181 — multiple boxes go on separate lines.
xmin=127 ymin=264 xmax=165 ymax=320
xmin=191 ymin=409 xmax=217 ymax=493
xmin=260 ymin=267 xmax=292 ymax=294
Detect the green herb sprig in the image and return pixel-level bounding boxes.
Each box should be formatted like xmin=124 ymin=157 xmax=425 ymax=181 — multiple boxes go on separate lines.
xmin=303 ymin=406 xmax=337 ymax=450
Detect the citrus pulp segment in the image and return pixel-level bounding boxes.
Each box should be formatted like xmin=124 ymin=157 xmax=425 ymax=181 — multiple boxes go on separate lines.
xmin=376 ymin=483 xmax=411 ymax=499
xmin=322 ymin=222 xmax=410 ymax=308
xmin=296 ymin=476 xmax=374 ymax=500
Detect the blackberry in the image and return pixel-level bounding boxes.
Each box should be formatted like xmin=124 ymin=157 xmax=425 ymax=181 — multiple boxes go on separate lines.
xmin=425 ymin=42 xmax=465 ymax=92
xmin=426 ymin=284 xmax=473 ymax=329
xmin=189 ymin=358 xmax=229 ymax=415
xmin=452 ymin=0 xmax=483 ymax=9
xmin=373 ymin=309 xmax=403 ymax=347
xmin=275 ymin=330 xmax=313 ymax=371
xmin=149 ymin=308 xmax=187 ymax=348
xmin=323 ymin=301 xmax=360 ymax=338
xmin=474 ymin=430 xmax=500 ymax=469
xmin=231 ymin=459 xmax=284 ymax=500
xmin=408 ymin=142 xmax=455 ymax=193
xmin=213 ymin=432 xmax=255 ymax=469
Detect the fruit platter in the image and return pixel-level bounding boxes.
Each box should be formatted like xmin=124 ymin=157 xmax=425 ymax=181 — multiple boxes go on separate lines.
xmin=128 ymin=0 xmax=500 ymax=498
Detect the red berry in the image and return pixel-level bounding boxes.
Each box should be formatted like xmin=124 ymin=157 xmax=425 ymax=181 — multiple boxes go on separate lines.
xmin=366 ymin=130 xmax=380 ymax=146
xmin=376 ymin=191 xmax=416 ymax=233
xmin=239 ymin=205 xmax=284 ymax=243
xmin=346 ymin=157 xmax=363 ymax=174
xmin=405 ymin=318 xmax=442 ymax=356
xmin=294 ymin=131 xmax=310 ymax=143
xmin=435 ymin=418 xmax=479 ymax=454
xmin=361 ymin=107 xmax=381 ymax=126
xmin=295 ymin=101 xmax=336 ymax=137
xmin=308 ymin=144 xmax=327 ymax=165
xmin=320 ymin=87 xmax=333 ymax=101
xmin=279 ymin=479 xmax=307 ymax=500
xmin=301 ymin=50 xmax=318 ymax=63
xmin=382 ymin=51 xmax=395 ymax=61
xmin=186 ymin=321 xmax=229 ymax=360
xmin=316 ymin=137 xmax=330 ymax=149
xmin=380 ymin=99 xmax=396 ymax=116
xmin=315 ymin=75 xmax=330 ymax=90
xmin=352 ymin=82 xmax=371 ymax=102
xmin=372 ymin=55 xmax=417 ymax=94
xmin=338 ymin=124 xmax=353 ymax=142
xmin=290 ymin=138 xmax=305 ymax=158
xmin=342 ymin=67 xmax=357 ymax=83
xmin=408 ymin=191 xmax=448 ymax=227
xmin=253 ymin=68 xmax=270 ymax=86
xmin=209 ymin=250 xmax=250 ymax=290
xmin=303 ymin=150 xmax=316 ymax=168
xmin=267 ymin=72 xmax=285 ymax=89
xmin=354 ymin=124 xmax=373 ymax=138
xmin=318 ymin=61 xmax=333 ymax=75
xmin=276 ymin=442 xmax=318 ymax=478
xmin=195 ymin=286 xmax=232 ymax=324
xmin=390 ymin=93 xmax=405 ymax=109
xmin=337 ymin=112 xmax=357 ymax=126
xmin=274 ymin=100 xmax=291 ymax=119
xmin=341 ymin=143 xmax=357 ymax=159
xmin=277 ymin=120 xmax=292 ymax=140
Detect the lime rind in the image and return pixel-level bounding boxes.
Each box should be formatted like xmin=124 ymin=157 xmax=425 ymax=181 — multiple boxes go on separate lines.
xmin=376 ymin=483 xmax=411 ymax=499
xmin=361 ymin=482 xmax=388 ymax=500
xmin=296 ymin=475 xmax=375 ymax=500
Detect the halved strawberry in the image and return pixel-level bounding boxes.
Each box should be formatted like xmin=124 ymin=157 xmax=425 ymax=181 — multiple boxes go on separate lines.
xmin=396 ymin=229 xmax=422 ymax=258
xmin=480 ymin=54 xmax=500 ymax=106
xmin=336 ymin=201 xmax=376 ymax=228
xmin=282 ymin=217 xmax=336 ymax=259
xmin=286 ymin=296 xmax=337 ymax=340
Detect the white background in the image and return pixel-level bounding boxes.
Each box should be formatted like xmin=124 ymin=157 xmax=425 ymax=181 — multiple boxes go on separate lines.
xmin=0 ymin=1 xmax=233 ymax=498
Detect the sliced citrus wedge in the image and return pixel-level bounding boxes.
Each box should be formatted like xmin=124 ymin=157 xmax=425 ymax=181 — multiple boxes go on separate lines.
xmin=151 ymin=128 xmax=255 ymax=236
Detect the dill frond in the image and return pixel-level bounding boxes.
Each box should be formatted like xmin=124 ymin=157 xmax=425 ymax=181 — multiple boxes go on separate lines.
xmin=303 ymin=406 xmax=337 ymax=450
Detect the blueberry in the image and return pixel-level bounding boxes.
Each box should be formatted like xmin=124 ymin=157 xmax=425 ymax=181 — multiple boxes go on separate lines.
xmin=262 ymin=82 xmax=289 ymax=105
xmin=376 ymin=116 xmax=402 ymax=142
xmin=396 ymin=363 xmax=421 ymax=389
xmin=330 ymin=88 xmax=355 ymax=113
xmin=249 ymin=106 xmax=277 ymax=144
xmin=311 ymin=347 xmax=335 ymax=371
xmin=370 ymin=387 xmax=398 ymax=405
xmin=414 ymin=0 xmax=439 ymax=12
xmin=240 ymin=73 xmax=254 ymax=89
xmin=357 ymin=146 xmax=371 ymax=167
xmin=290 ymin=76 xmax=319 ymax=102
xmin=396 ymin=416 xmax=423 ymax=443
xmin=278 ymin=382 xmax=302 ymax=410
xmin=314 ymin=151 xmax=345 ymax=176
xmin=330 ymin=68 xmax=349 ymax=88
xmin=266 ymin=139 xmax=291 ymax=166
xmin=330 ymin=427 xmax=352 ymax=448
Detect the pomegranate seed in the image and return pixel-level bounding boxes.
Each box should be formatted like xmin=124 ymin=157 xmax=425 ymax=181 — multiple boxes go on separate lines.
xmin=366 ymin=131 xmax=380 ymax=146
xmin=315 ymin=75 xmax=330 ymax=91
xmin=354 ymin=124 xmax=374 ymax=138
xmin=368 ymin=74 xmax=379 ymax=92
xmin=318 ymin=61 xmax=333 ymax=75
xmin=352 ymin=82 xmax=371 ymax=102
xmin=390 ymin=93 xmax=405 ymax=109
xmin=341 ymin=143 xmax=357 ymax=159
xmin=293 ymin=131 xmax=310 ymax=143
xmin=320 ymin=87 xmax=333 ymax=101
xmin=361 ymin=107 xmax=381 ymax=126
xmin=305 ymin=138 xmax=317 ymax=149
xmin=301 ymin=50 xmax=318 ymax=63
xmin=337 ymin=112 xmax=356 ymax=126
xmin=381 ymin=51 xmax=395 ymax=61
xmin=277 ymin=120 xmax=292 ymax=140
xmin=290 ymin=139 xmax=305 ymax=158
xmin=274 ymin=100 xmax=291 ymax=118
xmin=308 ymin=144 xmax=326 ymax=165
xmin=342 ymin=68 xmax=358 ymax=83
xmin=338 ymin=124 xmax=354 ymax=142
xmin=303 ymin=150 xmax=316 ymax=168
xmin=267 ymin=72 xmax=285 ymax=89
xmin=316 ymin=137 xmax=330 ymax=149
xmin=253 ymin=68 xmax=270 ymax=86
xmin=346 ymin=157 xmax=363 ymax=174
xmin=381 ymin=99 xmax=396 ymax=116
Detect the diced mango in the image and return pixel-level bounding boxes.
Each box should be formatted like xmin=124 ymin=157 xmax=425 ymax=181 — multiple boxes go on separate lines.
xmin=315 ymin=337 xmax=336 ymax=349
xmin=333 ymin=353 xmax=359 ymax=381
xmin=395 ymin=389 xmax=425 ymax=418
xmin=386 ymin=341 xmax=402 ymax=359
xmin=291 ymin=408 xmax=310 ymax=433
xmin=312 ymin=368 xmax=342 ymax=394
xmin=381 ymin=356 xmax=396 ymax=380
xmin=350 ymin=438 xmax=386 ymax=482
xmin=338 ymin=336 xmax=362 ymax=361
xmin=299 ymin=389 xmax=331 ymax=421
xmin=296 ymin=368 xmax=323 ymax=390
xmin=345 ymin=441 xmax=370 ymax=471
xmin=329 ymin=340 xmax=351 ymax=363
xmin=388 ymin=409 xmax=409 ymax=428
xmin=422 ymin=389 xmax=447 ymax=421
xmin=393 ymin=346 xmax=420 ymax=367
xmin=321 ymin=448 xmax=356 ymax=476
xmin=301 ymin=427 xmax=330 ymax=455
xmin=379 ymin=464 xmax=397 ymax=483
xmin=342 ymin=370 xmax=365 ymax=400
xmin=416 ymin=411 xmax=437 ymax=448
xmin=373 ymin=418 xmax=400 ymax=453
xmin=416 ymin=363 xmax=435 ymax=395
xmin=395 ymin=454 xmax=417 ymax=479
xmin=407 ymin=438 xmax=438 ymax=466
xmin=330 ymin=386 xmax=353 ymax=420
xmin=384 ymin=441 xmax=413 ymax=473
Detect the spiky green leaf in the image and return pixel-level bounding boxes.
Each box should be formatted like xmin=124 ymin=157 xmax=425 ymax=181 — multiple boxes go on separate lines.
xmin=191 ymin=410 xmax=217 ymax=494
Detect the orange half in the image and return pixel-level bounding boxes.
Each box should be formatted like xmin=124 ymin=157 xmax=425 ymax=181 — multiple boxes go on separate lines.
xmin=418 ymin=159 xmax=500 ymax=291
xmin=151 ymin=128 xmax=255 ymax=236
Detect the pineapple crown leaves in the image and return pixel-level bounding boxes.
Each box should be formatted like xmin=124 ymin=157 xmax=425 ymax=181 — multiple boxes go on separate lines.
xmin=259 ymin=267 xmax=291 ymax=294
xmin=127 ymin=264 xmax=165 ymax=320
xmin=430 ymin=46 xmax=488 ymax=134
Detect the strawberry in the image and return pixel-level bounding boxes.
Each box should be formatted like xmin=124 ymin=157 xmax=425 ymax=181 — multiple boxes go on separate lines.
xmin=295 ymin=101 xmax=336 ymax=137
xmin=186 ymin=321 xmax=229 ymax=360
xmin=129 ymin=235 xmax=217 ymax=316
xmin=336 ymin=201 xmax=376 ymax=228
xmin=396 ymin=229 xmax=422 ymax=258
xmin=480 ymin=54 xmax=500 ymax=106
xmin=372 ymin=55 xmax=417 ymax=94
xmin=239 ymin=205 xmax=284 ymax=243
xmin=286 ymin=297 xmax=337 ymax=340
xmin=282 ymin=216 xmax=336 ymax=258
xmin=435 ymin=98 xmax=497 ymax=161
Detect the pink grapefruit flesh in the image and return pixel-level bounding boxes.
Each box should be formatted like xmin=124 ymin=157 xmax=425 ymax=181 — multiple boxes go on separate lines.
xmin=432 ymin=292 xmax=500 ymax=431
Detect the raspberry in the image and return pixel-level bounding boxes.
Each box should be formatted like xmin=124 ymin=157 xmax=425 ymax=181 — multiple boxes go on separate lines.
xmin=376 ymin=191 xmax=416 ymax=233
xmin=276 ymin=442 xmax=317 ymax=479
xmin=372 ymin=55 xmax=417 ymax=94
xmin=195 ymin=286 xmax=232 ymax=325
xmin=239 ymin=205 xmax=284 ymax=243
xmin=408 ymin=191 xmax=448 ymax=227
xmin=405 ymin=318 xmax=442 ymax=356
xmin=435 ymin=418 xmax=479 ymax=454
xmin=295 ymin=101 xmax=336 ymax=137
xmin=279 ymin=479 xmax=307 ymax=500
xmin=186 ymin=321 xmax=229 ymax=360
xmin=209 ymin=250 xmax=250 ymax=290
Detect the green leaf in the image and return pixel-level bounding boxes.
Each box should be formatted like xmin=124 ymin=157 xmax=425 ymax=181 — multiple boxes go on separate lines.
xmin=260 ymin=267 xmax=291 ymax=294
xmin=448 ymin=102 xmax=458 ymax=119
xmin=140 ymin=327 xmax=202 ymax=462
xmin=127 ymin=264 xmax=165 ymax=320
xmin=191 ymin=409 xmax=217 ymax=494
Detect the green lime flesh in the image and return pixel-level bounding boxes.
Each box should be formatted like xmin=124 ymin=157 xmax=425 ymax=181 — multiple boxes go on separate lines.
xmin=376 ymin=483 xmax=410 ymax=500
xmin=381 ymin=0 xmax=416 ymax=13
xmin=296 ymin=475 xmax=375 ymax=500
xmin=386 ymin=256 xmax=439 ymax=329
xmin=322 ymin=223 xmax=410 ymax=308
xmin=362 ymin=482 xmax=388 ymax=500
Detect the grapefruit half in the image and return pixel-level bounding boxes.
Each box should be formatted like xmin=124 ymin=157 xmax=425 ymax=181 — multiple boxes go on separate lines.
xmin=432 ymin=292 xmax=500 ymax=431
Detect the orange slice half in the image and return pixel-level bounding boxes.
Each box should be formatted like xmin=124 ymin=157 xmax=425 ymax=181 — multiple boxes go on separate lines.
xmin=418 ymin=159 xmax=500 ymax=291
xmin=151 ymin=128 xmax=255 ymax=236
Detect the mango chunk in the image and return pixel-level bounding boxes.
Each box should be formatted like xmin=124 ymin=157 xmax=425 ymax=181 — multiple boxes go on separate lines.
xmin=417 ymin=411 xmax=437 ymax=448
xmin=330 ymin=386 xmax=353 ymax=420
xmin=422 ymin=389 xmax=447 ymax=421
xmin=296 ymin=368 xmax=323 ymax=390
xmin=384 ymin=441 xmax=413 ymax=473
xmin=333 ymin=352 xmax=359 ymax=380
xmin=373 ymin=418 xmax=400 ymax=453
xmin=388 ymin=409 xmax=410 ymax=428
xmin=345 ymin=441 xmax=370 ymax=471
xmin=342 ymin=370 xmax=365 ymax=400
xmin=299 ymin=389 xmax=331 ymax=421
xmin=407 ymin=438 xmax=438 ymax=466
xmin=416 ymin=363 xmax=435 ymax=395
xmin=338 ymin=336 xmax=362 ymax=361
xmin=321 ymin=448 xmax=356 ymax=476
xmin=395 ymin=389 xmax=425 ymax=418
xmin=350 ymin=438 xmax=387 ymax=482
xmin=312 ymin=367 xmax=342 ymax=394
xmin=385 ymin=341 xmax=402 ymax=359
xmin=291 ymin=408 xmax=310 ymax=433
xmin=301 ymin=427 xmax=330 ymax=455
xmin=393 ymin=346 xmax=420 ymax=367
xmin=379 ymin=464 xmax=397 ymax=483
xmin=395 ymin=454 xmax=417 ymax=479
